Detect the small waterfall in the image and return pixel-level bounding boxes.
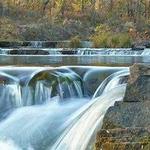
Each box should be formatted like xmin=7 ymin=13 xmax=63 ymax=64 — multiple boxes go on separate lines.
xmin=142 ymin=49 xmax=150 ymax=56
xmin=1 ymin=47 xmax=150 ymax=57
xmin=93 ymin=69 xmax=129 ymax=98
xmin=21 ymin=86 xmax=33 ymax=106
xmin=0 ymin=67 xmax=84 ymax=114
xmin=75 ymin=48 xmax=146 ymax=56
xmin=43 ymin=49 xmax=62 ymax=55
xmin=0 ymin=72 xmax=22 ymax=119
xmin=0 ymin=48 xmax=7 ymax=54
xmin=34 ymin=81 xmax=52 ymax=104
xmin=30 ymin=41 xmax=43 ymax=48
xmin=29 ymin=68 xmax=84 ymax=101
xmin=51 ymin=85 xmax=126 ymax=150
xmin=51 ymin=70 xmax=128 ymax=150
xmin=0 ymin=84 xmax=22 ymax=107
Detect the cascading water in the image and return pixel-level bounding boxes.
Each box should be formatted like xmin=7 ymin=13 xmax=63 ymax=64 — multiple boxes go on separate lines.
xmin=28 ymin=68 xmax=84 ymax=102
xmin=51 ymin=70 xmax=128 ymax=150
xmin=93 ymin=69 xmax=129 ymax=98
xmin=142 ymin=49 xmax=150 ymax=56
xmin=0 ymin=72 xmax=21 ymax=119
xmin=0 ymin=47 xmax=150 ymax=56
xmin=30 ymin=41 xmax=43 ymax=48
xmin=0 ymin=66 xmax=129 ymax=150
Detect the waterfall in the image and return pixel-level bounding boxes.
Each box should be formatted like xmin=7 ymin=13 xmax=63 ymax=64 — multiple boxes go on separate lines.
xmin=93 ymin=69 xmax=129 ymax=98
xmin=51 ymin=71 xmax=127 ymax=150
xmin=51 ymin=85 xmax=126 ymax=150
xmin=75 ymin=48 xmax=146 ymax=56
xmin=0 ymin=67 xmax=84 ymax=112
xmin=28 ymin=68 xmax=84 ymax=101
xmin=1 ymin=48 xmax=150 ymax=56
xmin=0 ymin=72 xmax=22 ymax=119
xmin=30 ymin=41 xmax=43 ymax=48
xmin=0 ymin=67 xmax=128 ymax=150
xmin=0 ymin=68 xmax=128 ymax=150
xmin=142 ymin=49 xmax=150 ymax=56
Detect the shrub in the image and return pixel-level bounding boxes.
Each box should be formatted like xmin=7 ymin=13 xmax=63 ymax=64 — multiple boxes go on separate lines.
xmin=95 ymin=24 xmax=111 ymax=34
xmin=118 ymin=33 xmax=132 ymax=48
xmin=69 ymin=36 xmax=82 ymax=48
xmin=108 ymin=35 xmax=120 ymax=48
xmin=0 ymin=17 xmax=23 ymax=41
xmin=123 ymin=22 xmax=135 ymax=32
xmin=90 ymin=24 xmax=132 ymax=48
xmin=90 ymin=33 xmax=110 ymax=48
xmin=91 ymin=31 xmax=132 ymax=48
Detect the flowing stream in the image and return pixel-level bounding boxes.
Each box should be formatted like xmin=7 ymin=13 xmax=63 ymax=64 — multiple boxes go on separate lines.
xmin=0 ymin=66 xmax=129 ymax=150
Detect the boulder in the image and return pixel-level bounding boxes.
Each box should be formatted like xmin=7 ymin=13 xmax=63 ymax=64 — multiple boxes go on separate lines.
xmin=102 ymin=101 xmax=150 ymax=129
xmin=124 ymin=64 xmax=150 ymax=102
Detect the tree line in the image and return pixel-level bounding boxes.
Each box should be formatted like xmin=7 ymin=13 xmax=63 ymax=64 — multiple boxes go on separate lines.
xmin=0 ymin=0 xmax=150 ymax=47
xmin=1 ymin=0 xmax=150 ymax=19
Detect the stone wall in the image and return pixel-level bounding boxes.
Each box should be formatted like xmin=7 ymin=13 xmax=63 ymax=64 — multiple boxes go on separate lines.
xmin=95 ymin=63 xmax=150 ymax=150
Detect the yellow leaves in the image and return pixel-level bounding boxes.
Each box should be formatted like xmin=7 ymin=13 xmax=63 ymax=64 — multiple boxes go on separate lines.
xmin=72 ymin=3 xmax=81 ymax=12
xmin=95 ymin=24 xmax=111 ymax=34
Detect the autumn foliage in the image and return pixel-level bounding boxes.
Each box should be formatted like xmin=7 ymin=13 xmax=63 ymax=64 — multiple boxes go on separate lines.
xmin=0 ymin=0 xmax=150 ymax=47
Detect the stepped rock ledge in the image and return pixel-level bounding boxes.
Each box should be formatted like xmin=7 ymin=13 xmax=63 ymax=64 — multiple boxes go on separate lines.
xmin=95 ymin=63 xmax=150 ymax=150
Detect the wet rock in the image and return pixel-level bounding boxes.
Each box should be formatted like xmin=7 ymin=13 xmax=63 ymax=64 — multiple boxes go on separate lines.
xmin=59 ymin=49 xmax=79 ymax=55
xmin=102 ymin=101 xmax=150 ymax=129
xmin=131 ymin=46 xmax=145 ymax=51
xmin=132 ymin=41 xmax=150 ymax=49
xmin=124 ymin=64 xmax=150 ymax=102
xmin=0 ymin=41 xmax=23 ymax=48
xmin=101 ymin=64 xmax=150 ymax=129
xmin=142 ymin=41 xmax=150 ymax=48
xmin=9 ymin=49 xmax=49 ymax=55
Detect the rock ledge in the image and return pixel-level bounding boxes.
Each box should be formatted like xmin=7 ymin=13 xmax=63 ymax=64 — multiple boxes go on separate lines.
xmin=95 ymin=63 xmax=150 ymax=150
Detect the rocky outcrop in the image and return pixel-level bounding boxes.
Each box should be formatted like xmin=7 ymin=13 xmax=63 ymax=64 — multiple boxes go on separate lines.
xmin=9 ymin=49 xmax=49 ymax=55
xmin=95 ymin=63 xmax=150 ymax=150
xmin=132 ymin=41 xmax=150 ymax=50
xmin=95 ymin=128 xmax=150 ymax=150
xmin=124 ymin=64 xmax=150 ymax=102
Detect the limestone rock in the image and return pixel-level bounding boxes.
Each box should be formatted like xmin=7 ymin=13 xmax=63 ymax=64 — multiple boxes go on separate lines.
xmin=102 ymin=101 xmax=150 ymax=129
xmin=124 ymin=63 xmax=150 ymax=102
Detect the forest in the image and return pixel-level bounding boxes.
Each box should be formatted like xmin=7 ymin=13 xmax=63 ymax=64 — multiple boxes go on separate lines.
xmin=0 ymin=0 xmax=150 ymax=47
